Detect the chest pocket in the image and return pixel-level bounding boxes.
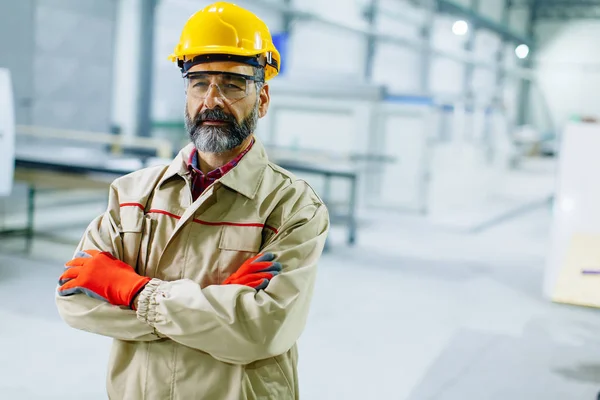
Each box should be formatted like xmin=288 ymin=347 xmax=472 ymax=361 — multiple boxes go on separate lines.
xmin=217 ymin=225 xmax=264 ymax=282
xmin=118 ymin=205 xmax=153 ymax=274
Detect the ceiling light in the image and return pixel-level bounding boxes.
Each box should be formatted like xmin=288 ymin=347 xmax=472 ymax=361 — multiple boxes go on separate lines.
xmin=515 ymin=44 xmax=530 ymax=59
xmin=452 ymin=20 xmax=469 ymax=36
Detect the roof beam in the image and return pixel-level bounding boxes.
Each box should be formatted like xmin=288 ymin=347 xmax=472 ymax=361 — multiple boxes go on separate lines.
xmin=536 ymin=4 xmax=600 ymax=19
xmin=436 ymin=0 xmax=535 ymax=46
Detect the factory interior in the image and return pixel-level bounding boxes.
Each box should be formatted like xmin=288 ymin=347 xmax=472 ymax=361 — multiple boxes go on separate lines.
xmin=2 ymin=0 xmax=600 ymax=399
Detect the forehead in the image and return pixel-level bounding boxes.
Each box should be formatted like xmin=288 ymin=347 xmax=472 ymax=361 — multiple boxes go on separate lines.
xmin=187 ymin=61 xmax=254 ymax=75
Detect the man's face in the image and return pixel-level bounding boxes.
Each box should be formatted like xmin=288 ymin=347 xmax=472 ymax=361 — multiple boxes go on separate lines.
xmin=184 ymin=61 xmax=270 ymax=154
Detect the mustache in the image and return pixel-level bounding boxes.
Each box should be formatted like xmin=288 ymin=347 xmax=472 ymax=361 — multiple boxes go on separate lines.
xmin=191 ymin=108 xmax=236 ymax=127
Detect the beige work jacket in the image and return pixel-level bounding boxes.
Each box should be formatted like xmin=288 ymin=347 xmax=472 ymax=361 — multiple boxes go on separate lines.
xmin=55 ymin=138 xmax=330 ymax=400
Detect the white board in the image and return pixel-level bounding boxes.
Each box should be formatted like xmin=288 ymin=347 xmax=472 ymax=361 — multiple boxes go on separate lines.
xmin=0 ymin=68 xmax=15 ymax=197
xmin=376 ymin=104 xmax=432 ymax=212
xmin=545 ymin=122 xmax=600 ymax=308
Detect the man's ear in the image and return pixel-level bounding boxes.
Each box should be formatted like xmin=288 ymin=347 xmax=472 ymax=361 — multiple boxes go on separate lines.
xmin=258 ymin=84 xmax=270 ymax=118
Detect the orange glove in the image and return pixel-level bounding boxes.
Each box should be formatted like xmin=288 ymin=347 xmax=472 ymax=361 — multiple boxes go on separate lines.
xmin=223 ymin=253 xmax=282 ymax=290
xmin=58 ymin=250 xmax=151 ymax=309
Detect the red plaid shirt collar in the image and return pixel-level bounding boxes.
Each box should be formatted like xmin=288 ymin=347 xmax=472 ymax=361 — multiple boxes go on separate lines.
xmin=187 ymin=138 xmax=255 ymax=201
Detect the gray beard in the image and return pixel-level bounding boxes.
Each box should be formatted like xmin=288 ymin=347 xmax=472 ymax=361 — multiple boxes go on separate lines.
xmin=185 ymin=102 xmax=259 ymax=154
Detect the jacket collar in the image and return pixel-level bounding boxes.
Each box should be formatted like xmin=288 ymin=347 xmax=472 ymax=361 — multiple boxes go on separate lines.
xmin=158 ymin=137 xmax=269 ymax=200
xmin=157 ymin=143 xmax=193 ymax=188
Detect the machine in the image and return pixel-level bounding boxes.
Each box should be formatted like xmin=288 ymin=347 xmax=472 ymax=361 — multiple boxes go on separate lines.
xmin=0 ymin=68 xmax=15 ymax=197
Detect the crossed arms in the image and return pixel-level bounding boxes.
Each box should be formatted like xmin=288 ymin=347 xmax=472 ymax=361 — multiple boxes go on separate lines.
xmin=55 ymin=183 xmax=329 ymax=365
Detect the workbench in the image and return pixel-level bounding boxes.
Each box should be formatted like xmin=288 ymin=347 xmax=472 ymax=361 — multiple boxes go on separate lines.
xmin=3 ymin=146 xmax=359 ymax=251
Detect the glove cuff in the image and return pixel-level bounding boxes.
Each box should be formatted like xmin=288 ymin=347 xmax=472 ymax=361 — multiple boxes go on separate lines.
xmin=127 ymin=276 xmax=152 ymax=309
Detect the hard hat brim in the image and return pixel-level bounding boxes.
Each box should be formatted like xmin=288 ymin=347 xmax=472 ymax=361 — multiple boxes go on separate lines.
xmin=169 ymin=46 xmax=280 ymax=80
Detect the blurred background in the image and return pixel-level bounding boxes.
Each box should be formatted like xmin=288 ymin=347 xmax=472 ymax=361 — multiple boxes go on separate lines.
xmin=2 ymin=0 xmax=600 ymax=399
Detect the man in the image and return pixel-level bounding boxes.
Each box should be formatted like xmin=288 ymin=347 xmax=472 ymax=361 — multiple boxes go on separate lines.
xmin=55 ymin=3 xmax=329 ymax=399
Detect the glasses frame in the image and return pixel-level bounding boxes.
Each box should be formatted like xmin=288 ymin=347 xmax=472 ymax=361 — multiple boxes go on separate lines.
xmin=182 ymin=70 xmax=263 ymax=101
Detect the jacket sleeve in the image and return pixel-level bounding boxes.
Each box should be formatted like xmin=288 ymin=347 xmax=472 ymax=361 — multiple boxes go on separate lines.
xmin=135 ymin=200 xmax=329 ymax=364
xmin=55 ymin=183 xmax=162 ymax=342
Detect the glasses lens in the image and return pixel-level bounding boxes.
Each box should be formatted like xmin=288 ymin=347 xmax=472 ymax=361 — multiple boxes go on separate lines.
xmin=186 ymin=73 xmax=249 ymax=100
xmin=219 ymin=74 xmax=248 ymax=99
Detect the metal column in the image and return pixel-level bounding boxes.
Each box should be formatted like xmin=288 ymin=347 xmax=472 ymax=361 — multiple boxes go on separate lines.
xmin=464 ymin=0 xmax=480 ymax=108
xmin=418 ymin=0 xmax=436 ymax=215
xmin=363 ymin=0 xmax=379 ymax=80
xmin=495 ymin=0 xmax=513 ymax=105
xmin=517 ymin=0 xmax=537 ymax=126
xmin=0 ymin=0 xmax=34 ymax=126
xmin=486 ymin=0 xmax=513 ymax=165
xmin=420 ymin=0 xmax=436 ymax=93
xmin=282 ymin=0 xmax=293 ymax=33
xmin=136 ymin=0 xmax=157 ymax=138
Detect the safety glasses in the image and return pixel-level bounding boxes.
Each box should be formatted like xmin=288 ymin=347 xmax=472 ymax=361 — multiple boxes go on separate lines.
xmin=183 ymin=71 xmax=262 ymax=100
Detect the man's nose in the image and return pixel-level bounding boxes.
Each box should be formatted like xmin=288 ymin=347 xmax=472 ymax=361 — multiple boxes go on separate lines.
xmin=203 ymin=84 xmax=225 ymax=110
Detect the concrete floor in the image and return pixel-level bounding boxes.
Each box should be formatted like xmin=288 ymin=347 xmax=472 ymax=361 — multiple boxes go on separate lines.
xmin=2 ymin=189 xmax=600 ymax=399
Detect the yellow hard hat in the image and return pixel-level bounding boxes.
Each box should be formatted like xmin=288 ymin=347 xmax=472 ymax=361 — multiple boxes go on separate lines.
xmin=169 ymin=2 xmax=280 ymax=81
